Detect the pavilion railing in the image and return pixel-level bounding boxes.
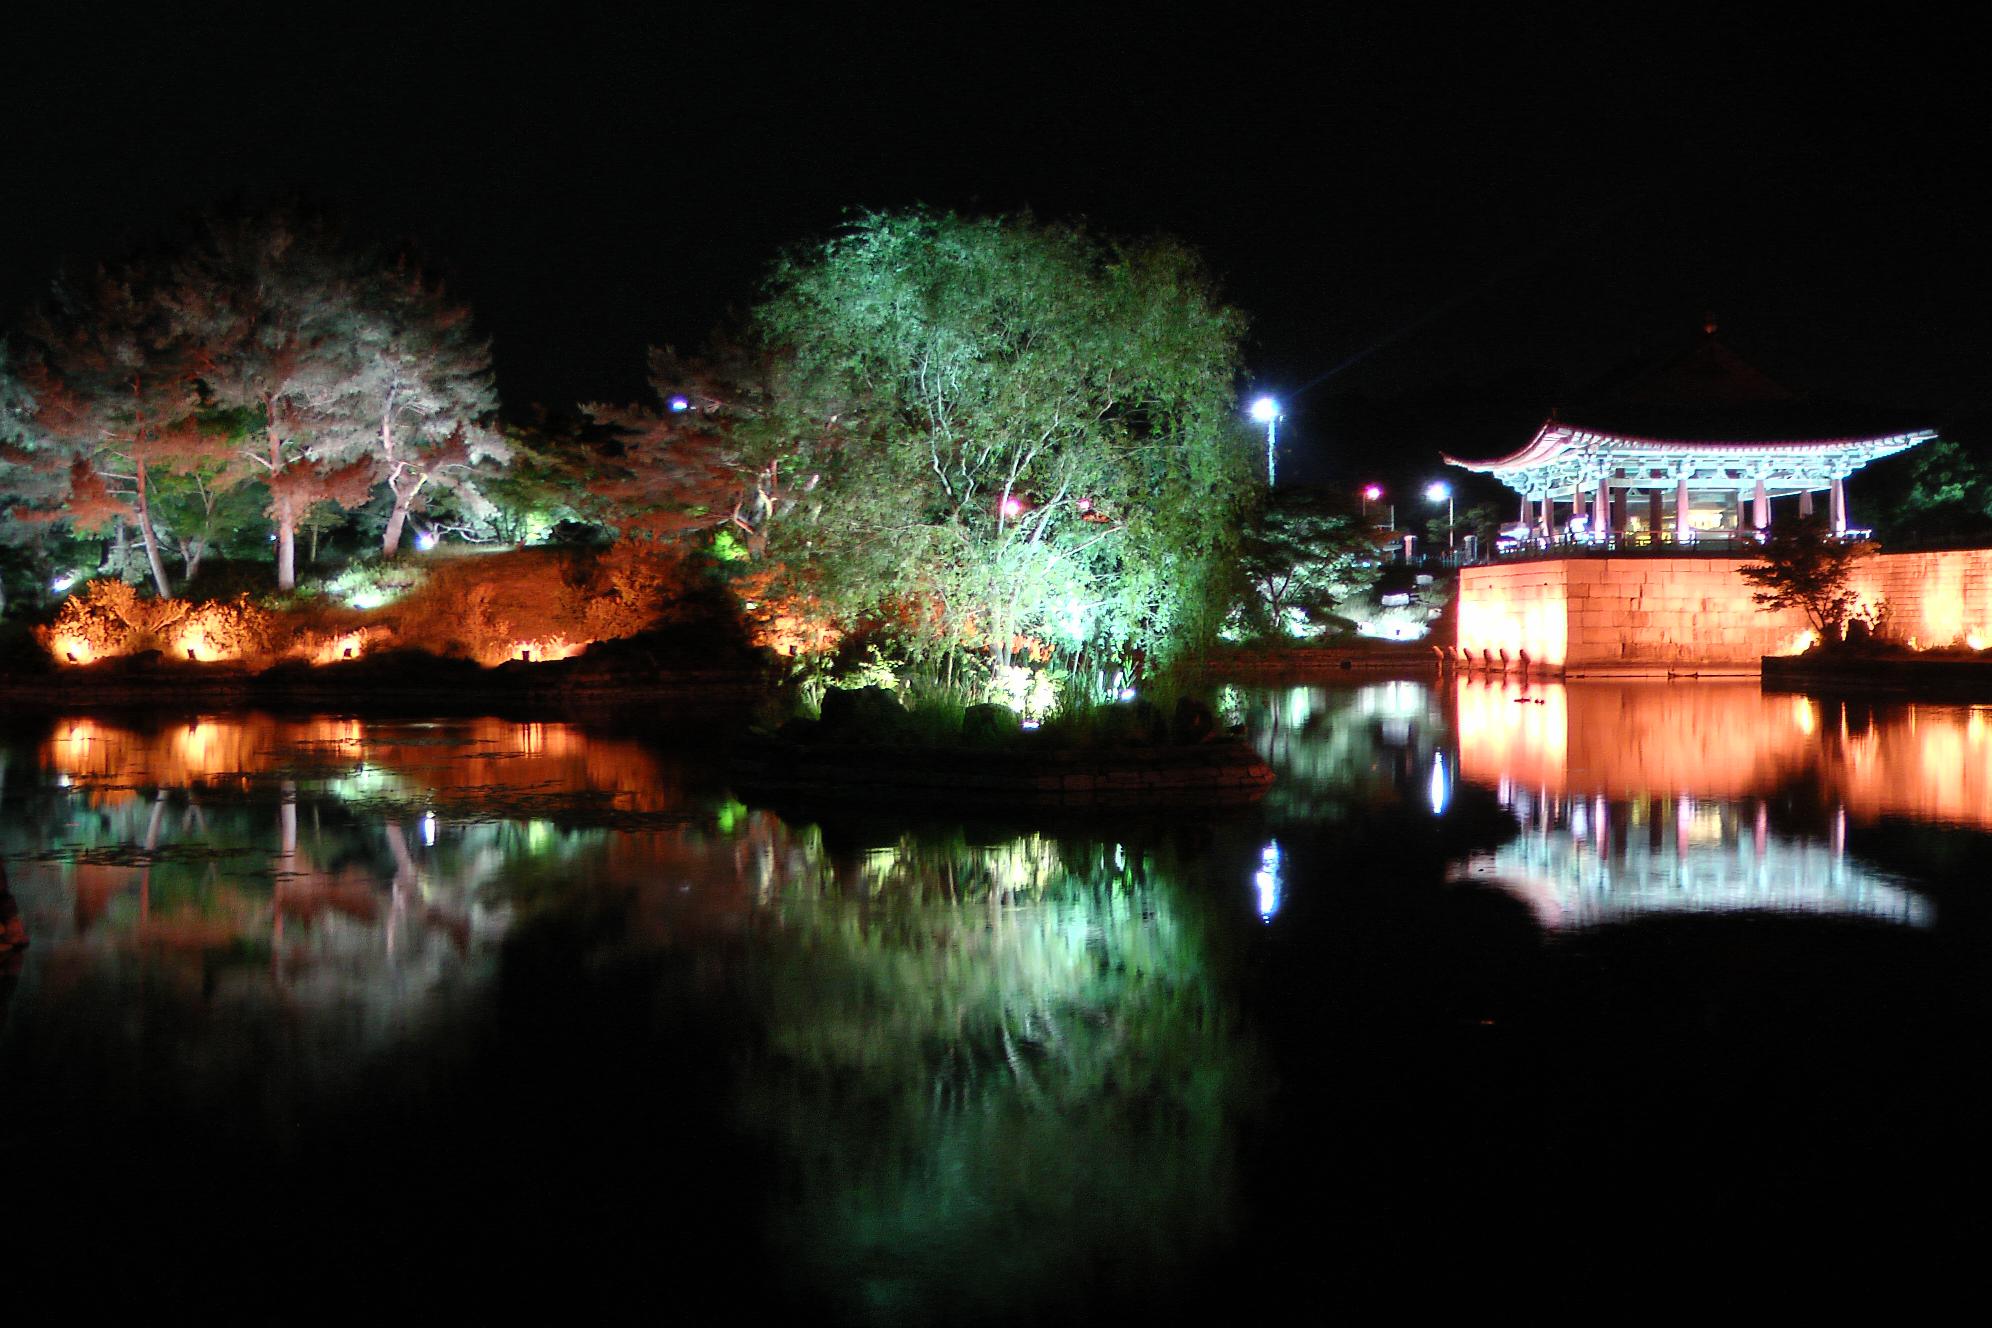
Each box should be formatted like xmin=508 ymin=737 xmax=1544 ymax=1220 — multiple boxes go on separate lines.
xmin=1449 ymin=526 xmax=1876 ymax=567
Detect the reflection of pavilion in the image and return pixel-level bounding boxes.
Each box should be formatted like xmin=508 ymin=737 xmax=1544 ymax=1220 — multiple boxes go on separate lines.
xmin=1443 ymin=327 xmax=1933 ymax=545
xmin=1450 ymin=678 xmax=1947 ymax=930
xmin=1451 ymin=790 xmax=1929 ymax=931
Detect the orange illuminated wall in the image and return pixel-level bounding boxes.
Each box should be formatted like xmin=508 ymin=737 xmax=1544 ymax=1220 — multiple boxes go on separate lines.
xmin=1848 ymin=548 xmax=1992 ymax=650
xmin=1456 ymin=549 xmax=1992 ymax=671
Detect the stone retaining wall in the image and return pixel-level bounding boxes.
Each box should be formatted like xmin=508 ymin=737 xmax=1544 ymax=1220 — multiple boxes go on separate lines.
xmin=1458 ymin=547 xmax=1992 ymax=672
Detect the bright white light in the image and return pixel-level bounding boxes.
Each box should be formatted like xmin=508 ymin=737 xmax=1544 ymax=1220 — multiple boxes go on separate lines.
xmin=414 ymin=530 xmax=438 ymax=552
xmin=1425 ymin=481 xmax=1451 ymax=502
xmin=1000 ymin=497 xmax=1023 ymax=518
xmin=1429 ymin=752 xmax=1449 ymax=816
xmin=1249 ymin=396 xmax=1279 ymax=424
xmin=1362 ymin=485 xmax=1382 ymax=502
xmin=50 ymin=573 xmax=77 ymax=594
xmin=1254 ymin=840 xmax=1284 ymax=922
xmin=668 ymin=395 xmax=691 ymax=413
xmin=1116 ymin=687 xmax=1137 ymax=702
xmin=422 ymin=811 xmax=437 ymax=847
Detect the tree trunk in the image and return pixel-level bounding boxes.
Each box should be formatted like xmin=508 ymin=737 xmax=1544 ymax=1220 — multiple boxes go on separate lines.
xmin=383 ymin=498 xmax=411 ymax=558
xmin=379 ymin=413 xmax=409 ymax=558
xmin=275 ymin=499 xmax=296 ymax=591
xmin=133 ymin=462 xmax=174 ymax=599
xmin=268 ymin=409 xmax=297 ymax=591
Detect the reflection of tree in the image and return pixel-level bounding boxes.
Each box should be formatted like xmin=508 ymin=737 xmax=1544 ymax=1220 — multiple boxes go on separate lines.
xmin=737 ymin=830 xmax=1262 ymax=1320
xmin=1253 ymin=682 xmax=1446 ymax=820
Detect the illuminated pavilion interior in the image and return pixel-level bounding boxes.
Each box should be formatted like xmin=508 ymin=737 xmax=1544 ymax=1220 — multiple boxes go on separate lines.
xmin=1443 ymin=328 xmax=1935 ymax=542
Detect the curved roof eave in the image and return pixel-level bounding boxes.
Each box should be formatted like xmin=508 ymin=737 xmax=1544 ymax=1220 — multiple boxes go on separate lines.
xmin=1441 ymin=421 xmax=1937 ymax=474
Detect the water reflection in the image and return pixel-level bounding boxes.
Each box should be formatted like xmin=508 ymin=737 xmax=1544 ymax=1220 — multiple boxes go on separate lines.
xmin=740 ymin=830 xmax=1255 ymax=1320
xmin=1449 ymin=679 xmax=1938 ymax=929
xmin=1242 ymin=679 xmax=1447 ymax=817
xmin=1 ymin=712 xmax=1256 ymax=1317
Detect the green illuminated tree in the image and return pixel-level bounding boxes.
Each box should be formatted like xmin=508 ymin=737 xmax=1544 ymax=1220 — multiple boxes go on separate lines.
xmin=1739 ymin=512 xmax=1874 ymax=643
xmin=1879 ymin=437 xmax=1992 ymax=541
xmin=751 ymin=211 xmax=1256 ymax=684
xmin=1238 ymin=490 xmax=1381 ymax=637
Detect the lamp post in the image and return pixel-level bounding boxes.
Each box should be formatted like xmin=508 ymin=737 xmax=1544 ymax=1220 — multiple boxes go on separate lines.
xmin=1249 ymin=396 xmax=1281 ymax=488
xmin=1361 ymin=484 xmax=1382 ymax=523
xmin=1426 ymin=480 xmax=1455 ymax=551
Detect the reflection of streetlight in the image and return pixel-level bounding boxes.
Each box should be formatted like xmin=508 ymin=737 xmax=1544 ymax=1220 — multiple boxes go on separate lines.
xmin=1426 ymin=481 xmax=1454 ymax=550
xmin=1249 ymin=396 xmax=1281 ymax=488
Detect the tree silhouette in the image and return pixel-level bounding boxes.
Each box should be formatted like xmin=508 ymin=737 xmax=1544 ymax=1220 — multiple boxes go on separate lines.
xmin=1739 ymin=513 xmax=1873 ymax=642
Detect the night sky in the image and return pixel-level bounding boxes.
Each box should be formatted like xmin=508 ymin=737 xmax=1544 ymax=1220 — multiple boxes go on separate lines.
xmin=6 ymin=10 xmax=1987 ymax=493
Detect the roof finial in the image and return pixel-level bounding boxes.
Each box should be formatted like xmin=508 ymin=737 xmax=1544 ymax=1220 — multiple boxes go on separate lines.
xmin=1703 ymin=312 xmax=1719 ymax=337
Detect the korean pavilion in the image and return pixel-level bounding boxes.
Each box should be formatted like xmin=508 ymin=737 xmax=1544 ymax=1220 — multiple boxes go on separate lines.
xmin=1442 ymin=326 xmax=1934 ymax=546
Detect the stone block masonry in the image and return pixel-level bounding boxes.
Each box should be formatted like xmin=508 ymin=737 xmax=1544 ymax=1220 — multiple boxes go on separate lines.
xmin=1457 ymin=548 xmax=1992 ymax=673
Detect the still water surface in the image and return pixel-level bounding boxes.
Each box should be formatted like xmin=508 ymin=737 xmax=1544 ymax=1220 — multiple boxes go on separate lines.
xmin=2 ymin=682 xmax=1987 ymax=1315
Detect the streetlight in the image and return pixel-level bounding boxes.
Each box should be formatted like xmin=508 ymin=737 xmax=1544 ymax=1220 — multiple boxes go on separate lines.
xmin=1426 ymin=480 xmax=1455 ymax=550
xmin=1361 ymin=484 xmax=1383 ymax=525
xmin=1249 ymin=395 xmax=1281 ymax=488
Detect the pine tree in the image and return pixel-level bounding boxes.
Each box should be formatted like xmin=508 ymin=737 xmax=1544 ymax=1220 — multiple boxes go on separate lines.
xmin=344 ymin=262 xmax=505 ymax=557
xmin=19 ymin=262 xmax=227 ymax=598
xmin=176 ymin=214 xmax=379 ymax=589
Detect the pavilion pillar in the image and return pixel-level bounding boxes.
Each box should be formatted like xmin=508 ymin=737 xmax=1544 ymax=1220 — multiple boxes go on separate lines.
xmin=1647 ymin=487 xmax=1662 ymax=537
xmin=1799 ymin=488 xmax=1814 ymax=518
xmin=1753 ymin=478 xmax=1769 ymax=532
xmin=1830 ymin=477 xmax=1847 ymax=534
xmin=1519 ymin=493 xmax=1531 ymax=527
xmin=1536 ymin=491 xmax=1551 ymax=538
xmin=1675 ymin=477 xmax=1691 ymax=542
xmin=1592 ymin=478 xmax=1609 ymax=539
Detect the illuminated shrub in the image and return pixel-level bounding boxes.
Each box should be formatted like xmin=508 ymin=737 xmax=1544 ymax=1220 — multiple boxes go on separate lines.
xmin=37 ymin=581 xmax=283 ymax=665
xmin=174 ymin=596 xmax=276 ymax=662
xmin=292 ymin=626 xmax=389 ymax=664
xmin=38 ymin=579 xmax=186 ymax=662
xmin=583 ymin=542 xmax=677 ymax=640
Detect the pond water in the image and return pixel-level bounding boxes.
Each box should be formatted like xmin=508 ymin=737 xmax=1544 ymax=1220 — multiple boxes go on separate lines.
xmin=3 ymin=681 xmax=1988 ymax=1316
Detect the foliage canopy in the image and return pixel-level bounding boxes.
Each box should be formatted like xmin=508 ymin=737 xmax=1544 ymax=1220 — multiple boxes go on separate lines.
xmin=750 ymin=210 xmax=1257 ymax=683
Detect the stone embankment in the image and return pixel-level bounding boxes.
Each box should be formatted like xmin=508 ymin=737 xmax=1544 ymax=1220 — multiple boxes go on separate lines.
xmin=1763 ymin=652 xmax=1992 ymax=699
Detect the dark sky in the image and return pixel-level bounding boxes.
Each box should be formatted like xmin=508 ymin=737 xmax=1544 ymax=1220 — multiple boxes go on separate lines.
xmin=5 ymin=8 xmax=1988 ymax=491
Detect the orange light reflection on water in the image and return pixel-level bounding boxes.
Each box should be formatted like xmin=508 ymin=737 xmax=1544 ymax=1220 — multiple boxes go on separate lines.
xmin=1455 ymin=679 xmax=1992 ymax=830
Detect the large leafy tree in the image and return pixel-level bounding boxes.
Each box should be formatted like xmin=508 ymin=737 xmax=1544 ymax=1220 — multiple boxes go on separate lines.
xmin=17 ymin=261 xmax=230 ymax=597
xmin=751 ymin=211 xmax=1256 ymax=680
